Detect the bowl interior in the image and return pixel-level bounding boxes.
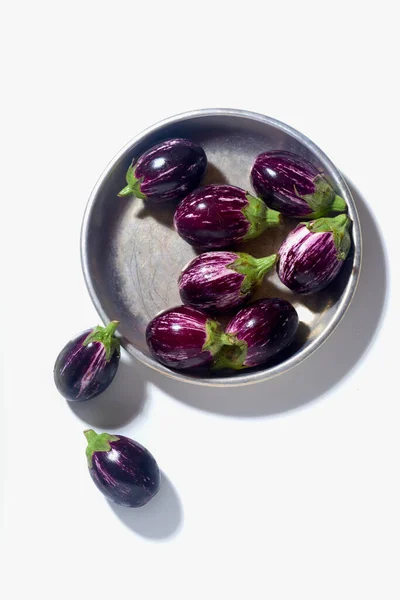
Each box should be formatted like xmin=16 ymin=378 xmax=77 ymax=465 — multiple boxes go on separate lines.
xmin=82 ymin=111 xmax=360 ymax=386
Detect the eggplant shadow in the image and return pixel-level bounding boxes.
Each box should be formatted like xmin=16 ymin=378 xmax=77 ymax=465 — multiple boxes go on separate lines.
xmin=108 ymin=472 xmax=183 ymax=540
xmin=67 ymin=354 xmax=147 ymax=428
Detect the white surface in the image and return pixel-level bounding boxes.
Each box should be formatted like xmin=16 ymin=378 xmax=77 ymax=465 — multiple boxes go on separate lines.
xmin=2 ymin=2 xmax=399 ymax=599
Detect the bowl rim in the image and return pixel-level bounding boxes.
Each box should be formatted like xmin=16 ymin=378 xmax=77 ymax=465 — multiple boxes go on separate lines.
xmin=81 ymin=108 xmax=362 ymax=387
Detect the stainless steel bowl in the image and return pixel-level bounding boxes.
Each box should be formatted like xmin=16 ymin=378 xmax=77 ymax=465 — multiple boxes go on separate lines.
xmin=81 ymin=109 xmax=362 ymax=386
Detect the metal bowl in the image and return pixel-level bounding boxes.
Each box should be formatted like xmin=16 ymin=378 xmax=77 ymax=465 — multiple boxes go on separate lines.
xmin=81 ymin=109 xmax=362 ymax=387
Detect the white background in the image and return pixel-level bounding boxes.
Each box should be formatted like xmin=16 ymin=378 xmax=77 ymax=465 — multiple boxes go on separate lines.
xmin=2 ymin=2 xmax=399 ymax=599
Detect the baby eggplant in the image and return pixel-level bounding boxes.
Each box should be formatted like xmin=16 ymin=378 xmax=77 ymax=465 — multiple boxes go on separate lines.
xmin=54 ymin=321 xmax=120 ymax=402
xmin=277 ymin=214 xmax=352 ymax=294
xmin=118 ymin=138 xmax=207 ymax=203
xmin=146 ymin=305 xmax=233 ymax=370
xmin=174 ymin=184 xmax=281 ymax=249
xmin=179 ymin=251 xmax=277 ymax=312
xmin=251 ymin=150 xmax=347 ymax=218
xmin=213 ymin=299 xmax=299 ymax=369
xmin=84 ymin=429 xmax=160 ymax=507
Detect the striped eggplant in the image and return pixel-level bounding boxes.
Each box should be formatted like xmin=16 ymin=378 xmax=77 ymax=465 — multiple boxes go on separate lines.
xmin=251 ymin=150 xmax=347 ymax=218
xmin=146 ymin=305 xmax=233 ymax=370
xmin=118 ymin=138 xmax=207 ymax=203
xmin=277 ymin=214 xmax=352 ymax=294
xmin=179 ymin=251 xmax=277 ymax=312
xmin=54 ymin=321 xmax=120 ymax=402
xmin=174 ymin=184 xmax=281 ymax=249
xmin=84 ymin=429 xmax=160 ymax=507
xmin=213 ymin=298 xmax=299 ymax=370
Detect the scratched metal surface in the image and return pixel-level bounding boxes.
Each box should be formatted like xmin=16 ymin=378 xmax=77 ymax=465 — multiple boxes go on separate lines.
xmin=81 ymin=110 xmax=362 ymax=386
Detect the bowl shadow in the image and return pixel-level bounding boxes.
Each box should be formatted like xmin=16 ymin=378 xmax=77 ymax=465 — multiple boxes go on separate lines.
xmin=145 ymin=179 xmax=387 ymax=417
xmin=108 ymin=472 xmax=183 ymax=540
xmin=67 ymin=354 xmax=147 ymax=429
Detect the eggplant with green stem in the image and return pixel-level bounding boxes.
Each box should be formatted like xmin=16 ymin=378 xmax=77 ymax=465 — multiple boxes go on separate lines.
xmin=277 ymin=214 xmax=352 ymax=294
xmin=251 ymin=151 xmax=347 ymax=218
xmin=146 ymin=305 xmax=234 ymax=370
xmin=84 ymin=429 xmax=160 ymax=507
xmin=214 ymin=299 xmax=299 ymax=370
xmin=118 ymin=138 xmax=207 ymax=203
xmin=54 ymin=321 xmax=120 ymax=401
xmin=174 ymin=184 xmax=281 ymax=249
xmin=179 ymin=251 xmax=277 ymax=312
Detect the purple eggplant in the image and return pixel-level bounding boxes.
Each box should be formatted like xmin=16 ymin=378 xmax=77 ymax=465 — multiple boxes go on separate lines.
xmin=277 ymin=214 xmax=352 ymax=294
xmin=251 ymin=150 xmax=347 ymax=218
xmin=54 ymin=321 xmax=120 ymax=402
xmin=146 ymin=305 xmax=233 ymax=370
xmin=179 ymin=251 xmax=277 ymax=312
xmin=174 ymin=184 xmax=281 ymax=249
xmin=213 ymin=299 xmax=299 ymax=370
xmin=84 ymin=429 xmax=160 ymax=507
xmin=118 ymin=138 xmax=207 ymax=203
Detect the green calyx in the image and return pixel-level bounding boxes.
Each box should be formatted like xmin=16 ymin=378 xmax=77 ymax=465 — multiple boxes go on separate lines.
xmin=203 ymin=318 xmax=250 ymax=370
xmin=84 ymin=429 xmax=120 ymax=468
xmin=118 ymin=165 xmax=147 ymax=199
xmin=242 ymin=194 xmax=281 ymax=241
xmin=212 ymin=339 xmax=248 ymax=370
xmin=302 ymin=175 xmax=347 ymax=218
xmin=227 ymin=252 xmax=278 ymax=295
xmin=202 ymin=319 xmax=235 ymax=357
xmin=82 ymin=321 xmax=120 ymax=362
xmin=304 ymin=214 xmax=352 ymax=260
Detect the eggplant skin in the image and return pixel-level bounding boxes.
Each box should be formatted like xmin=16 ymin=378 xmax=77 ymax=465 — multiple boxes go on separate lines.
xmin=179 ymin=251 xmax=246 ymax=312
xmin=174 ymin=185 xmax=251 ymax=248
xmin=251 ymin=151 xmax=317 ymax=217
xmin=226 ymin=299 xmax=298 ymax=367
xmin=135 ymin=138 xmax=207 ymax=203
xmin=277 ymin=224 xmax=343 ymax=294
xmin=89 ymin=436 xmax=160 ymax=508
xmin=54 ymin=330 xmax=119 ymax=402
xmin=146 ymin=305 xmax=213 ymax=369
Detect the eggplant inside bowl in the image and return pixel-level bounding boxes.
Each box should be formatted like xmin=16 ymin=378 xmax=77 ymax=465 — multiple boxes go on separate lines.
xmin=81 ymin=109 xmax=362 ymax=387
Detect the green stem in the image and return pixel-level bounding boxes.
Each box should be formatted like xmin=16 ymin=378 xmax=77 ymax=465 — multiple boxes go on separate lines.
xmin=254 ymin=254 xmax=278 ymax=278
xmin=82 ymin=321 xmax=120 ymax=362
xmin=265 ymin=207 xmax=281 ymax=227
xmin=228 ymin=252 xmax=277 ymax=295
xmin=84 ymin=429 xmax=97 ymax=446
xmin=118 ymin=165 xmax=147 ymax=199
xmin=303 ymin=176 xmax=347 ymax=217
xmin=203 ymin=320 xmax=236 ymax=357
xmin=304 ymin=213 xmax=346 ymax=232
xmin=332 ymin=214 xmax=352 ymax=259
xmin=243 ymin=194 xmax=281 ymax=241
xmin=305 ymin=214 xmax=352 ymax=260
xmin=118 ymin=184 xmax=133 ymax=197
xmin=212 ymin=340 xmax=248 ymax=371
xmin=332 ymin=213 xmax=349 ymax=228
xmin=107 ymin=321 xmax=119 ymax=336
xmin=220 ymin=332 xmax=236 ymax=347
xmin=331 ymin=194 xmax=347 ymax=213
xmin=84 ymin=429 xmax=120 ymax=468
